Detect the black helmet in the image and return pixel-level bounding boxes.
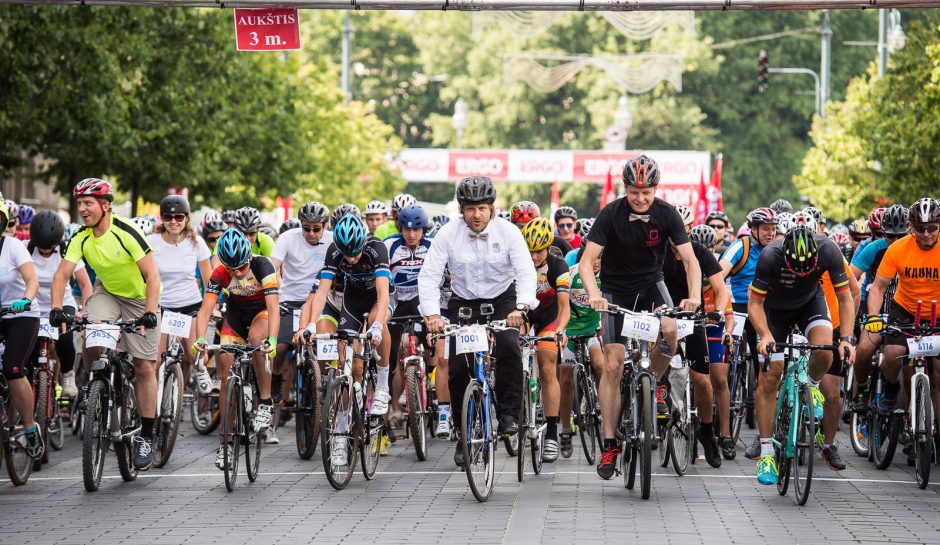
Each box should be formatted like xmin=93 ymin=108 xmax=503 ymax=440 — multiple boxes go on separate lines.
xmin=769 ymin=199 xmax=794 ymax=214
xmin=221 ymin=210 xmax=236 ymax=225
xmin=705 ymin=211 xmax=730 ymax=227
xmin=202 ymin=219 xmax=227 ymax=237
xmin=881 ymin=204 xmax=910 ymax=235
xmin=622 ymin=154 xmax=660 ymax=188
xmin=331 ymin=203 xmax=361 ymax=229
xmin=279 ymin=219 xmax=301 ymax=234
xmin=234 ymin=207 xmax=262 ymax=232
xmin=160 ymin=195 xmax=190 ymax=215
xmin=30 ymin=210 xmax=65 ymax=249
xmin=783 ymin=226 xmax=819 ymax=275
xmin=455 ymin=176 xmax=496 ymax=206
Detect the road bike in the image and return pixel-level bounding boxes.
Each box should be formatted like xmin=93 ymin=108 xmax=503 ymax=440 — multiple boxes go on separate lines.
xmin=31 ymin=318 xmax=65 ymax=470
xmin=151 ymin=316 xmax=187 ymax=468
xmin=390 ymin=314 xmax=436 ymax=462
xmin=570 ymin=330 xmax=602 ymax=465
xmin=515 ymin=332 xmax=559 ymax=481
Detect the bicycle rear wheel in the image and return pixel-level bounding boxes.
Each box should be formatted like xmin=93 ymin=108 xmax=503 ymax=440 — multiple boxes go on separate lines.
xmin=191 ymin=385 xmax=220 ymax=435
xmin=361 ymin=375 xmax=382 ymax=480
xmin=152 ymin=362 xmax=184 ymax=468
xmin=669 ymin=407 xmax=693 ymax=476
xmin=730 ymin=361 xmax=746 ymax=444
xmin=637 ymin=374 xmax=654 ymax=500
xmin=530 ymin=385 xmax=544 ymax=476
xmin=222 ymin=378 xmax=242 ymax=492
xmin=574 ymin=365 xmax=598 ymax=465
xmin=295 ymin=362 xmax=321 ymax=460
xmin=81 ymin=379 xmax=108 ymax=492
xmin=33 ymin=370 xmax=50 ymax=470
xmin=517 ymin=373 xmax=528 ymax=483
xmin=792 ymin=384 xmax=815 ymax=506
xmin=406 ymin=365 xmax=428 ymax=462
xmin=871 ymin=392 xmax=900 ymax=470
xmin=245 ymin=387 xmax=262 ymax=483
xmin=461 ymin=381 xmax=494 ymax=502
xmin=913 ymin=375 xmax=932 ymax=489
xmin=850 ymin=401 xmax=870 ymax=458
xmin=773 ymin=387 xmax=791 ymax=497
xmin=321 ymin=378 xmax=356 ymax=490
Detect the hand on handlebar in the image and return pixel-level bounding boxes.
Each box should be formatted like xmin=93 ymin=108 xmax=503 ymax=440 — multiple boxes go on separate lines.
xmin=678 ymin=298 xmax=699 ymax=313
xmin=506 ymin=310 xmax=526 ymax=329
xmin=192 ymin=335 xmax=208 ymax=357
xmin=757 ymin=336 xmax=775 ymax=358
xmin=588 ymin=294 xmax=608 ymax=312
xmin=864 ymin=315 xmax=885 ymax=333
xmin=839 ymin=340 xmax=856 ymax=367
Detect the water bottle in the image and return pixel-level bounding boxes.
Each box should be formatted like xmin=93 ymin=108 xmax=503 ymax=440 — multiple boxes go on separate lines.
xmin=243 ymin=385 xmax=253 ymax=412
xmin=528 ymin=376 xmax=538 ymax=404
xmin=194 ymin=359 xmax=212 ymax=395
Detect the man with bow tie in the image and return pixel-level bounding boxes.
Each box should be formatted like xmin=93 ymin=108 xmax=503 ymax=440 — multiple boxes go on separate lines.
xmin=418 ymin=176 xmax=538 ymax=468
xmin=577 ymin=153 xmax=702 ymax=480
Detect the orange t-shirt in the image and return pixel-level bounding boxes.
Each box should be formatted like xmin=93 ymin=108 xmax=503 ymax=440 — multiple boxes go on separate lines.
xmin=821 ymin=260 xmax=853 ymax=328
xmin=877 ymin=235 xmax=940 ymax=316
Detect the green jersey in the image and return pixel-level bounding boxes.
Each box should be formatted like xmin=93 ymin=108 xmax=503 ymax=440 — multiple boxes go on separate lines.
xmin=374 ymin=221 xmax=399 ymax=241
xmin=566 ymin=264 xmax=600 ymax=336
xmin=64 ymin=215 xmax=153 ymax=300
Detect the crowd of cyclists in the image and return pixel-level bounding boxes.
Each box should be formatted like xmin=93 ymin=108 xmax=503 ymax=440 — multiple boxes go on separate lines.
xmin=1 ymin=152 xmax=938 ymax=501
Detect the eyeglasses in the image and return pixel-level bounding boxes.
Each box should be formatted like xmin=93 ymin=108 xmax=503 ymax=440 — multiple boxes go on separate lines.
xmin=885 ymin=233 xmax=905 ymax=241
xmin=225 ymin=262 xmax=250 ymax=273
xmin=244 ymin=231 xmax=258 ymax=237
xmin=913 ymin=224 xmax=940 ymax=234
xmin=302 ymin=226 xmax=323 ymax=233
xmin=206 ymin=236 xmax=220 ymax=243
xmin=162 ymin=213 xmax=186 ymax=223
xmin=707 ymin=223 xmax=725 ymax=230
xmin=557 ymin=223 xmax=574 ymax=230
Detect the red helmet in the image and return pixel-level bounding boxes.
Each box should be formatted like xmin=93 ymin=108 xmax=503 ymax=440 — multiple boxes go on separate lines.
xmin=868 ymin=207 xmax=885 ymax=231
xmin=510 ymin=201 xmax=540 ymax=225
xmin=73 ymin=178 xmax=114 ymax=201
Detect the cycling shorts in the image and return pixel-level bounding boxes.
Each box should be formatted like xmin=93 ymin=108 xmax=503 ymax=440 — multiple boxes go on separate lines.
xmin=601 ymin=282 xmax=670 ymax=345
xmin=706 ymin=323 xmax=726 ymax=364
xmin=884 ymin=301 xmax=916 ymax=349
xmin=530 ymin=312 xmax=560 ymax=352
xmin=162 ymin=302 xmax=202 ymax=318
xmin=221 ymin=302 xmax=268 ymax=345
xmin=683 ymin=325 xmax=709 ymax=374
xmin=765 ymin=291 xmax=831 ymax=362
xmin=338 ymin=293 xmax=378 ymax=336
xmin=277 ymin=300 xmax=306 ymax=345
xmin=1 ymin=317 xmax=38 ymax=379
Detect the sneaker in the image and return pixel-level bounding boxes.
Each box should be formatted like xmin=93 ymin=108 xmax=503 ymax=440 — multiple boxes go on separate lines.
xmin=23 ymin=425 xmax=44 ymax=460
xmin=821 ymin=444 xmax=847 ymax=471
xmin=133 ymin=436 xmax=153 ymax=470
xmin=656 ymin=385 xmax=669 ymax=417
xmin=597 ymin=445 xmax=620 ymax=480
xmin=435 ymin=415 xmax=452 ymax=440
xmin=756 ymin=455 xmax=778 ymax=485
xmin=809 ymin=386 xmax=825 ymax=420
xmin=331 ymin=439 xmax=348 ymax=467
xmin=61 ymin=371 xmax=78 ymax=398
xmin=253 ymin=404 xmax=273 ymax=432
xmin=720 ymin=436 xmax=736 ymax=460
xmin=262 ymin=429 xmax=280 ymax=445
xmin=194 ymin=366 xmax=212 ymax=395
xmin=543 ymin=439 xmax=559 ymax=463
xmin=744 ymin=436 xmax=761 ymax=460
xmin=697 ymin=429 xmax=722 ymax=468
xmin=210 ymin=378 xmax=222 ymax=393
xmin=215 ymin=444 xmax=232 ymax=470
xmin=379 ymin=434 xmax=390 ymax=457
xmin=454 ymin=443 xmax=464 ymax=468
xmin=389 ymin=409 xmax=405 ymax=429
xmin=371 ymin=389 xmax=391 ymax=416
xmin=560 ymin=431 xmax=574 ymax=459
xmin=497 ymin=415 xmax=518 ymax=436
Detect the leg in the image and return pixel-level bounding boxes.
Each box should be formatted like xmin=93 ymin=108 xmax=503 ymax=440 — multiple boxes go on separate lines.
xmin=247 ymin=318 xmax=272 ymax=400
xmin=651 ymin=317 xmax=678 ymax=379
xmin=854 ymin=331 xmax=881 ymax=385
xmin=599 ymin=343 xmax=625 ymax=440
xmin=755 ymin=359 xmax=784 ymax=442
xmin=133 ymin=358 xmax=158 ymax=419
xmin=710 ymin=363 xmax=730 ymax=437
xmin=8 ymin=377 xmax=36 ymax=429
xmin=492 ymin=327 xmax=523 ymax=426
xmin=821 ymin=374 xmax=841 ymax=443
xmin=558 ymin=362 xmax=574 ymax=432
xmin=691 ymin=370 xmax=714 ymax=424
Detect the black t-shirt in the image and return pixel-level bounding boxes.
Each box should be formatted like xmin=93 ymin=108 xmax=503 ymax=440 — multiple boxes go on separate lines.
xmin=586 ymin=197 xmax=689 ymax=295
xmin=319 ymin=238 xmax=391 ymax=297
xmin=751 ymin=234 xmax=849 ymax=310
xmin=662 ymin=241 xmax=722 ymax=307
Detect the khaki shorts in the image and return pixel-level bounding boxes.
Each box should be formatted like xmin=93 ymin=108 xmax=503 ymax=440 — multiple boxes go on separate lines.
xmin=84 ymin=281 xmax=161 ymax=361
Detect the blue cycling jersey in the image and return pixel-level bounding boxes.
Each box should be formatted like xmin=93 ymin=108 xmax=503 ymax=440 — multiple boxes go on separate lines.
xmin=720 ymin=237 xmax=767 ymax=304
xmin=850 ymin=238 xmax=888 ymax=302
xmin=565 ymin=248 xmax=579 ymax=268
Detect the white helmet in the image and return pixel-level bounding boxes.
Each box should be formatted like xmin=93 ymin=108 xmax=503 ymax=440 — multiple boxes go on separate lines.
xmin=675 ymin=205 xmax=694 ymax=226
xmin=776 ymin=212 xmax=794 ymax=235
xmin=391 ymin=193 xmax=416 ymax=213
xmin=364 ymin=200 xmax=388 ymax=216
xmin=132 ymin=216 xmax=155 ymax=235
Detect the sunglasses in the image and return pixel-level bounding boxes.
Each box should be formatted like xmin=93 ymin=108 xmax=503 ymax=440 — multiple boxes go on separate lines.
xmin=913 ymin=224 xmax=940 ymax=235
xmin=162 ymin=213 xmax=186 ymax=223
xmin=557 ymin=223 xmax=574 ymax=230
xmin=226 ymin=262 xmax=250 ymax=273
xmin=885 ymin=233 xmax=905 ymax=241
xmin=244 ymin=231 xmax=258 ymax=237
xmin=302 ymin=226 xmax=323 ymax=233
xmin=707 ymin=224 xmax=725 ymax=230
xmin=206 ymin=236 xmax=220 ymax=243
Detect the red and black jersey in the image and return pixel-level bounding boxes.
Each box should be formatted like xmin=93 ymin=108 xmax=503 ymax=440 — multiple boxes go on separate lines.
xmin=531 ymin=254 xmax=571 ymax=318
xmin=206 ymin=256 xmax=279 ymax=307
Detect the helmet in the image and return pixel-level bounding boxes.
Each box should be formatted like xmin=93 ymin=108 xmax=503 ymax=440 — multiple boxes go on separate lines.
xmin=391 ymin=194 xmax=416 ymax=214
xmin=830 ymin=224 xmax=850 ymax=237
xmin=259 ymin=223 xmax=277 ymax=240
xmin=575 ymin=218 xmax=594 ymax=238
xmin=783 ymin=226 xmax=819 ymax=275
xmin=160 ymin=195 xmax=190 ymax=216
xmin=497 ymin=210 xmax=511 ymax=221
xmin=216 ymin=228 xmax=252 ymax=268
xmin=132 ymin=216 xmax=154 ymax=235
xmin=298 ymin=201 xmax=330 ymax=224
xmin=848 ymin=219 xmax=870 ymax=237
xmin=622 ymin=154 xmax=660 ymax=188
xmin=364 ymin=200 xmax=387 ymax=216
xmin=881 ymin=204 xmax=910 ymax=235
xmin=17 ymin=205 xmax=35 ymax=225
xmin=830 ymin=232 xmax=854 ymax=260
xmin=675 ymin=205 xmax=694 ymax=226
xmin=909 ymin=197 xmax=940 ymax=226
xmin=456 ymin=176 xmax=497 ymax=206
xmin=776 ymin=212 xmax=794 ymax=235
xmin=233 ymin=207 xmax=262 ymax=233
xmin=769 ymin=199 xmax=794 ymax=214
xmin=279 ymin=219 xmax=301 ymax=234
xmin=690 ymin=224 xmax=718 ymax=249
xmin=3 ymin=200 xmax=18 ymax=222
xmin=791 ymin=210 xmax=818 ymax=232
xmin=397 ymin=204 xmax=430 ymax=230
xmin=746 ymin=207 xmax=778 ymax=228
xmin=64 ymin=223 xmax=82 ymax=242
xmin=426 ymin=221 xmax=442 ymax=238
xmin=868 ymin=207 xmax=886 ymax=231
xmin=333 ymin=214 xmax=367 ymax=257
xmin=521 ymin=217 xmax=554 ymax=252
xmin=705 ymin=211 xmax=730 ymax=227
xmin=331 ymin=203 xmax=361 ymax=229
xmin=802 ymin=206 xmax=826 ymax=226
xmin=510 ymin=201 xmax=540 ymax=225
xmin=432 ymin=214 xmax=450 ymax=226
xmin=202 ymin=210 xmax=221 ymax=226
xmin=73 ymin=178 xmax=114 ymax=201
xmin=29 ymin=210 xmax=65 ymax=249
xmin=554 ymin=206 xmax=577 ymax=223
xmin=202 ymin=219 xmax=227 ymax=237
xmin=737 ymin=225 xmax=751 ymax=238
xmin=221 ymin=210 xmax=236 ymax=225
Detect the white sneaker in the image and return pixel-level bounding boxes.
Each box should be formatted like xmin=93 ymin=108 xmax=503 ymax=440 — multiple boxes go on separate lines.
xmin=330 ymin=439 xmax=348 ymax=467
xmin=61 ymin=371 xmax=78 ymax=399
xmin=435 ymin=416 xmax=452 ymax=440
xmin=262 ymin=429 xmax=280 ymax=445
xmin=253 ymin=404 xmax=273 ymax=432
xmin=194 ymin=366 xmax=212 ymax=395
xmin=210 ymin=378 xmax=222 ymax=393
xmin=215 ymin=444 xmax=231 ymax=470
xmin=371 ymin=389 xmax=391 ymax=416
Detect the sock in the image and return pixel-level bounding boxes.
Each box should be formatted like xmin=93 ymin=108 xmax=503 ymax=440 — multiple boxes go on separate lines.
xmin=546 ymin=416 xmax=559 ymax=441
xmin=561 ymin=424 xmax=573 ymax=435
xmin=337 ymin=410 xmax=349 ymax=433
xmin=377 ymin=366 xmax=390 ymax=391
xmin=260 ymin=397 xmax=272 ymax=407
xmin=823 ymin=442 xmax=833 ymax=450
xmin=604 ymin=438 xmax=618 ymax=451
xmin=438 ymin=403 xmax=450 ymax=419
xmin=700 ymin=420 xmax=714 ymax=439
xmin=808 ymin=378 xmax=819 ymax=388
xmin=26 ymin=424 xmax=38 ymax=434
xmin=759 ymin=437 xmax=774 ymax=458
xmin=141 ymin=417 xmax=154 ymax=439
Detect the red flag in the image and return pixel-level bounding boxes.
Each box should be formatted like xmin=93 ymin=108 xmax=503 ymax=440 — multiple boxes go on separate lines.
xmin=600 ymin=168 xmax=616 ymax=211
xmin=709 ymin=153 xmax=724 ymax=212
xmin=550 ymin=180 xmax=561 ymax=225
xmin=695 ymin=169 xmax=708 ymax=224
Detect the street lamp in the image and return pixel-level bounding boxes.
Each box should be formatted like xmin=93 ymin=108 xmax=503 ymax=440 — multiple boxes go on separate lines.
xmin=614 ymin=94 xmax=633 ymax=147
xmin=453 ymin=98 xmax=467 ymax=149
xmin=887 ymin=9 xmax=906 ymax=54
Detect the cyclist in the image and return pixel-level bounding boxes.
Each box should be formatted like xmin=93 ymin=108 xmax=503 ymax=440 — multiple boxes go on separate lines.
xmin=521 ymin=217 xmax=571 ymax=462
xmin=554 ymin=206 xmax=581 ymax=249
xmin=705 ymin=211 xmax=732 ymax=253
xmin=235 ymin=207 xmax=275 ymax=256
xmin=769 ymin=198 xmax=794 ymax=215
xmin=363 ymin=200 xmax=388 ymax=235
xmin=16 ymin=205 xmax=35 ymax=241
xmin=864 ymin=198 xmax=940 ymax=433
xmin=719 ymin=207 xmax=778 ymax=459
xmin=579 ymin=154 xmax=702 ymax=479
xmin=202 ymin=218 xmax=227 ymax=253
xmin=417 ymin=176 xmax=536 ymax=467
xmin=749 ymin=222 xmax=856 ymax=485
xmin=574 ymin=218 xmax=594 ymax=244
xmin=374 ymin=193 xmax=416 ymax=241
xmin=4 ymin=199 xmax=19 ymax=237
xmin=50 ymin=178 xmax=163 ymax=470
xmin=511 ymin=201 xmax=572 ymax=257
xmin=193 ymin=228 xmax=280 ymax=469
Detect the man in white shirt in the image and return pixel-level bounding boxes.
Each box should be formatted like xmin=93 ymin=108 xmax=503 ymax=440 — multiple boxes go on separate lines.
xmin=418 ymin=176 xmax=538 ymax=467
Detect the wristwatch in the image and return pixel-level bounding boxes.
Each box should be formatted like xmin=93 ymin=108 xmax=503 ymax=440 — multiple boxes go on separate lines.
xmin=839 ymin=335 xmax=857 ymax=344
xmin=515 ymin=304 xmax=530 ymax=313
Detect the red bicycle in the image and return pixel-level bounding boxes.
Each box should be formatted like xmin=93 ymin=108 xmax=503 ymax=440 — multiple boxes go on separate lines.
xmin=391 ymin=315 xmax=436 ymax=461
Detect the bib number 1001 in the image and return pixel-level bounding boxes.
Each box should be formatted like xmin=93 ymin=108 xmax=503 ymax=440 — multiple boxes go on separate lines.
xmin=456 ymin=325 xmax=488 ymax=354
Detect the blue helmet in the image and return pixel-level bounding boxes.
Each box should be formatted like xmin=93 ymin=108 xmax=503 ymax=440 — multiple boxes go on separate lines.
xmin=333 ymin=214 xmax=367 ymax=257
xmin=18 ymin=205 xmax=36 ymax=225
xmin=397 ymin=204 xmax=430 ymax=230
xmin=432 ymin=214 xmax=450 ymax=226
xmin=217 ymin=228 xmax=252 ymax=268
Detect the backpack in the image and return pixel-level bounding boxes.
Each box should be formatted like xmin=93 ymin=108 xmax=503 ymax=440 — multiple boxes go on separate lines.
xmin=730 ymin=236 xmax=751 ymax=276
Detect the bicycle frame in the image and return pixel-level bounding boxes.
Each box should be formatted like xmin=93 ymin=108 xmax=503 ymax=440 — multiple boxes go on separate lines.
xmin=772 ymin=353 xmax=809 ymax=459
xmin=155 ymin=335 xmax=182 ymax=424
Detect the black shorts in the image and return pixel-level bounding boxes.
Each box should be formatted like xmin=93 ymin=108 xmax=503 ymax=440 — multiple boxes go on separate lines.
xmin=765 ymin=291 xmax=831 ymax=360
xmin=884 ymin=301 xmax=916 ymax=349
xmin=339 ymin=292 xmax=378 ymax=335
xmin=277 ymin=300 xmax=306 ymax=345
xmin=162 ymin=302 xmax=202 ymax=317
xmin=601 ymin=282 xmax=671 ymax=345
xmin=1 ymin=317 xmax=39 ymax=379
xmin=683 ymin=325 xmax=709 ymax=374
xmin=220 ymin=302 xmax=267 ymax=344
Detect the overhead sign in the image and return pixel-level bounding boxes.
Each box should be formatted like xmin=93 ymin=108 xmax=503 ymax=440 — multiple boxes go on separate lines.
xmin=234 ymin=9 xmax=301 ymax=52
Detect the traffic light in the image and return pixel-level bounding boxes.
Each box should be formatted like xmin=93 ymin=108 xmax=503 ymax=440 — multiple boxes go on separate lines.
xmin=758 ymin=50 xmax=769 ymax=94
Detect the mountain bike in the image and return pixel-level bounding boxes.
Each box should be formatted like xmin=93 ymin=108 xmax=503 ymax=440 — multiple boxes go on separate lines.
xmin=291 ymin=335 xmax=322 ymax=460
xmin=390 ymin=314 xmax=435 ymax=461
xmin=516 ymin=332 xmax=559 ymax=481
xmin=151 ymin=311 xmax=189 ymax=468
xmin=32 ymin=319 xmax=65 ymax=470
xmin=0 ymin=308 xmax=34 ymax=485
xmin=570 ymin=330 xmax=602 ymax=465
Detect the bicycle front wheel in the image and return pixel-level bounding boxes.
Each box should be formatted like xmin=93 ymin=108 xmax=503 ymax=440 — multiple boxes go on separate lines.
xmin=361 ymin=375 xmax=382 ymax=480
xmin=152 ymin=362 xmax=184 ymax=468
xmin=637 ymin=374 xmax=654 ymax=500
xmin=406 ymin=365 xmax=428 ymax=462
xmin=321 ymin=378 xmax=356 ymax=490
xmin=517 ymin=373 xmax=529 ymax=483
xmin=913 ymin=374 xmax=932 ymax=489
xmin=730 ymin=361 xmax=746 ymax=444
xmin=461 ymin=381 xmax=494 ymax=502
xmin=792 ymin=383 xmax=815 ymax=506
xmin=774 ymin=388 xmax=792 ymax=497
xmin=221 ymin=378 xmax=242 ymax=492
xmin=295 ymin=361 xmax=322 ymax=460
xmin=574 ymin=365 xmax=598 ymax=464
xmin=245 ymin=391 xmax=262 ymax=483
xmin=81 ymin=379 xmax=108 ymax=492
xmin=669 ymin=402 xmax=693 ymax=476
xmin=32 ymin=370 xmax=50 ymax=470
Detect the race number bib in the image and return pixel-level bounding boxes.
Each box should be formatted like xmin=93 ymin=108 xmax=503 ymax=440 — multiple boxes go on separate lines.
xmin=293 ymin=309 xmax=301 ymax=332
xmin=621 ymin=314 xmax=660 ymax=343
xmin=38 ymin=319 xmax=59 ymax=340
xmin=456 ymin=325 xmax=488 ymax=355
xmin=160 ymin=311 xmax=192 ymax=337
xmin=676 ymin=319 xmax=695 ymax=340
xmin=317 ymin=339 xmax=340 ymax=361
xmin=908 ymin=336 xmax=940 ymax=358
xmin=732 ymin=312 xmax=748 ymax=337
xmin=85 ymin=324 xmax=120 ymax=350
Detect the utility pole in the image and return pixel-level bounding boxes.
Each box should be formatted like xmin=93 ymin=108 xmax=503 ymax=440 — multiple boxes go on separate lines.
xmin=820 ymin=10 xmax=831 ymax=116
xmin=341 ymin=12 xmax=352 ymax=100
xmin=877 ymin=9 xmax=888 ymax=77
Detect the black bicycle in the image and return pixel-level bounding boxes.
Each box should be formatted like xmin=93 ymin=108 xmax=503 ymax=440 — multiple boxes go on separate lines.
xmin=291 ymin=333 xmax=323 ymax=460
xmin=570 ymin=330 xmax=602 ymax=465
xmin=0 ymin=308 xmax=35 ymax=485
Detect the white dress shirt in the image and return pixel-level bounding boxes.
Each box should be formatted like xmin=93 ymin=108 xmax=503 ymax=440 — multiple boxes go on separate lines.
xmin=418 ymin=217 xmax=538 ymax=317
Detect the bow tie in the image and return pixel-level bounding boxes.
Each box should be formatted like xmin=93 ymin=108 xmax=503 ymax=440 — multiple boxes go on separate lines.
xmin=469 ymin=232 xmax=489 ymax=240
xmin=629 ymin=213 xmax=650 ymax=223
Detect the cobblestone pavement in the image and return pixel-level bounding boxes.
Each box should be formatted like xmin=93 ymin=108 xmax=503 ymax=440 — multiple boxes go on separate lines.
xmin=2 ymin=410 xmax=940 ymax=545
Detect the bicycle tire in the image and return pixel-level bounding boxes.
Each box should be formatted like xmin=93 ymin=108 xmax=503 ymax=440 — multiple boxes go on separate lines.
xmin=622 ymin=382 xmax=636 ymax=490
xmin=82 ymin=379 xmax=107 ymax=492
xmin=152 ymin=362 xmax=184 ymax=468
xmin=530 ymin=378 xmax=544 ymax=476
xmin=638 ymin=374 xmax=653 ymax=500
xmin=245 ymin=380 xmax=262 ymax=484
xmin=774 ymin=387 xmax=791 ymax=497
xmin=871 ymin=398 xmax=900 ymax=470
xmin=669 ymin=401 xmax=693 ymax=476
xmin=793 ymin=383 xmax=814 ymax=505
xmin=321 ymin=378 xmax=356 ymax=490
xmin=461 ymin=381 xmax=494 ymax=502
xmin=190 ymin=384 xmax=220 ymax=435
xmin=574 ymin=365 xmax=597 ymax=464
xmin=913 ymin=374 xmax=932 ymax=489
xmin=33 ymin=370 xmax=49 ymax=470
xmin=222 ymin=378 xmax=242 ymax=492
xmin=730 ymin=361 xmax=746 ymax=444
xmin=517 ymin=373 xmax=528 ymax=483
xmin=116 ymin=372 xmax=140 ymax=482
xmin=745 ymin=357 xmax=756 ymax=430
xmin=2 ymin=414 xmax=33 ymax=486
xmin=406 ymin=365 xmax=428 ymax=462
xmin=48 ymin=412 xmax=64 ymax=451
xmin=361 ymin=374 xmax=382 ymax=480
xmin=295 ymin=364 xmax=318 ymax=459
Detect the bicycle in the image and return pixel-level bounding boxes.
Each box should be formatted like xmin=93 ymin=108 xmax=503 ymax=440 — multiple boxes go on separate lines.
xmin=570 ymin=330 xmax=602 ymax=465
xmin=317 ymin=321 xmax=384 ymax=490
xmin=73 ymin=317 xmax=147 ymax=492
xmin=32 ymin=318 xmax=66 ymax=470
xmin=150 ymin=311 xmax=189 ymax=468
xmin=515 ymin=331 xmax=560 ymax=482
xmin=0 ymin=308 xmax=35 ymax=485
xmin=724 ymin=312 xmax=754 ymax=447
xmin=189 ymin=318 xmax=221 ymax=436
xmin=390 ymin=314 xmax=435 ymax=462
xmin=288 ymin=334 xmax=323 ymax=460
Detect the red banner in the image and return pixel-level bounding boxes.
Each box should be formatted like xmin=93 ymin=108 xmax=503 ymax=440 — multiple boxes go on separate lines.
xmin=234 ymin=9 xmax=301 ymax=52
xmin=449 ymin=151 xmax=509 ymax=180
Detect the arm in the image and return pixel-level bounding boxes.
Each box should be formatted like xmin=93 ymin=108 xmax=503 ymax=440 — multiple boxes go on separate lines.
xmin=850 ymin=264 xmax=864 ymax=280
xmin=579 ymin=241 xmax=606 ymax=310
xmin=18 ymin=262 xmax=39 ymax=302
xmin=509 ymin=230 xmax=538 ymax=310
xmin=417 ymin=234 xmax=447 ymax=329
xmin=265 ymin=292 xmax=280 ymax=341
xmin=866 ymin=274 xmax=891 ymax=317
xmin=836 ymin=286 xmax=857 ymax=365
xmin=74 ymin=267 xmax=93 ymax=306
xmin=848 ymin=268 xmax=861 ymax=315
xmin=194 ymin=292 xmax=219 ymax=346
xmin=719 ymin=259 xmax=733 ymax=279
xmin=373 ymin=277 xmax=390 ymax=324
xmin=708 ymin=272 xmax=730 ymax=319
xmin=198 ymin=258 xmax=212 ymax=293
xmin=556 ymin=292 xmax=570 ymax=333
xmin=747 ymin=293 xmax=773 ymax=356
xmin=300 ymin=278 xmax=332 ymax=331
xmin=136 ymin=254 xmax=161 ymax=314
xmin=50 ymin=259 xmax=79 ymax=310
xmin=675 ymin=242 xmax=702 ymax=311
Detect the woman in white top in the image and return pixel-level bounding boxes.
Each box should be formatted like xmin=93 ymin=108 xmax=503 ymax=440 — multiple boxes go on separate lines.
xmin=146 ymin=195 xmax=211 ymax=380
